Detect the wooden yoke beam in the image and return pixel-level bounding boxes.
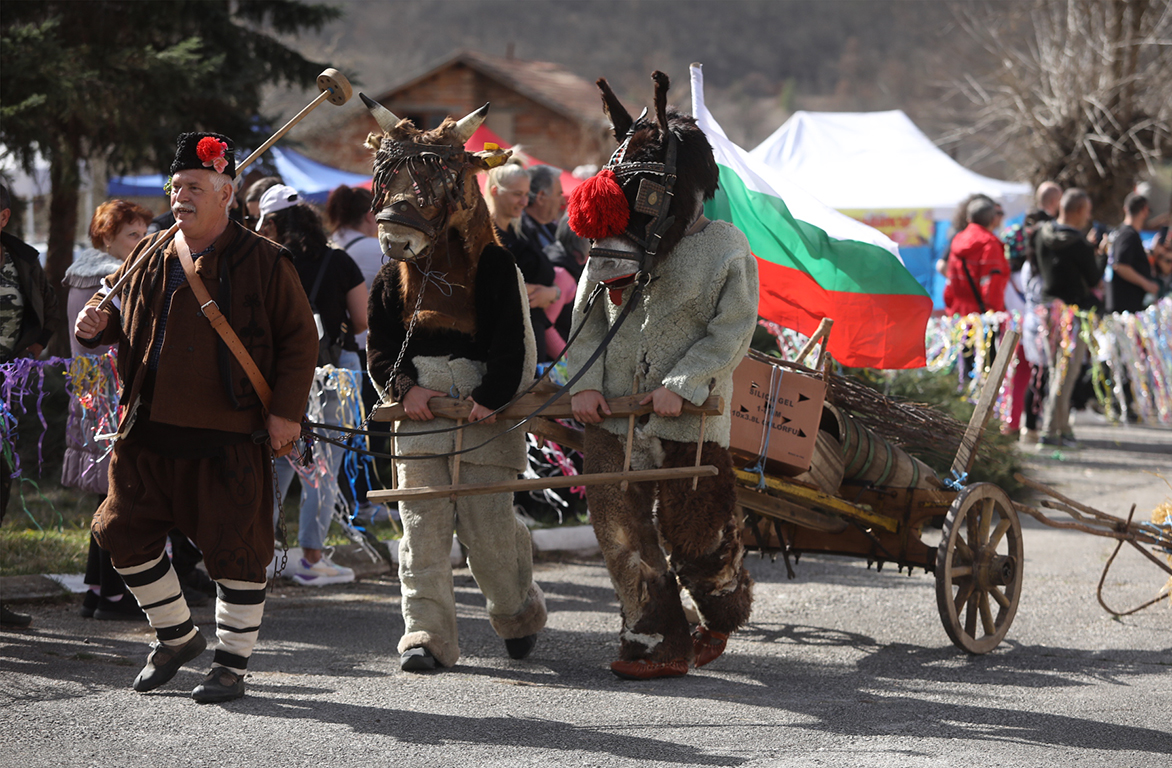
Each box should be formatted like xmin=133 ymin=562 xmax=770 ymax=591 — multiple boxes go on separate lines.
xmin=366 ymin=392 xmax=726 ymax=503
xmin=371 ymin=392 xmax=724 ymax=423
xmin=367 ymin=465 xmax=719 ymax=504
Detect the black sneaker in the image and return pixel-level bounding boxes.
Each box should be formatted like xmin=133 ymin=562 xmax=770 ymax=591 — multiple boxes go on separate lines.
xmin=133 ymin=632 xmax=208 ymax=692
xmin=192 ymin=667 xmax=245 ymax=704
xmin=94 ymin=596 xmax=146 ymax=621
xmin=80 ymin=591 xmax=100 ymax=618
xmin=504 ymin=634 xmax=538 ymax=660
xmin=180 ymin=568 xmax=218 ymax=599
xmin=400 ymin=646 xmax=438 ymax=671
xmin=183 ymin=586 xmax=210 ymax=608
xmin=0 ymin=604 xmax=32 ymax=629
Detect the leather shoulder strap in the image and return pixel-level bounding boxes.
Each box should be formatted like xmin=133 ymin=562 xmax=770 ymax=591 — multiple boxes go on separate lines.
xmin=176 ymin=237 xmax=274 ymax=412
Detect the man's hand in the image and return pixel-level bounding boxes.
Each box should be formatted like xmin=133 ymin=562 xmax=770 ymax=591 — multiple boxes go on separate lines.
xmin=571 ymin=390 xmax=611 ymax=424
xmin=402 ymin=386 xmax=445 ymax=421
xmin=75 ymin=306 xmax=109 ymax=339
xmin=266 ymin=413 xmax=301 ymax=452
xmin=467 ymin=399 xmax=497 ymax=425
xmin=640 ymin=386 xmax=684 ymax=417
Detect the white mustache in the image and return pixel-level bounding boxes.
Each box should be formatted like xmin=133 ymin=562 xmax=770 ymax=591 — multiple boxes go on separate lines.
xmin=172 ymin=204 xmax=196 ymax=216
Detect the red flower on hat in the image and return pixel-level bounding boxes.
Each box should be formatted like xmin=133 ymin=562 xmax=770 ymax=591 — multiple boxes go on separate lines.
xmin=196 ymin=137 xmax=229 ymax=174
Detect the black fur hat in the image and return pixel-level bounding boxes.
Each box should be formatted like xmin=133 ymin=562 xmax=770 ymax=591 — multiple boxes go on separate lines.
xmin=170 ymin=132 xmax=236 ymax=179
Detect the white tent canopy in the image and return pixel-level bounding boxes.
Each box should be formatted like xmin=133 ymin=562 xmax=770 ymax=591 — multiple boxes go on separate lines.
xmin=749 ymin=110 xmax=1032 ymax=220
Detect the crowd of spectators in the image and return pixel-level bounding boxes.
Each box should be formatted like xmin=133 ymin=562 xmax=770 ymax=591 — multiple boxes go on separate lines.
xmin=940 ymin=179 xmax=1170 ymax=449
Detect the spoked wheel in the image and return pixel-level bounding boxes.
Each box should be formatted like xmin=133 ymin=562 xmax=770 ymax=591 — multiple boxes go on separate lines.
xmin=935 ymin=483 xmax=1023 ymax=654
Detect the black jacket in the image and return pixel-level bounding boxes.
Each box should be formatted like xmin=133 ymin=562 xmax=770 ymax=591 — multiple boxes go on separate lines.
xmin=1035 ymin=220 xmax=1105 ymax=309
xmin=0 ymin=230 xmax=59 ymax=360
xmin=366 ymin=243 xmax=529 ymax=410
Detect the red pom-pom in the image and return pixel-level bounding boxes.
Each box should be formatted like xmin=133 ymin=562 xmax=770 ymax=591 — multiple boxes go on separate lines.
xmin=567 ymin=168 xmax=629 ymax=240
xmin=196 ymin=137 xmax=226 ymax=163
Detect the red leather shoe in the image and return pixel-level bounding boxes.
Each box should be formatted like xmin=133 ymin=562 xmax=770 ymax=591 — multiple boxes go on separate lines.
xmin=692 ymin=626 xmax=729 ymax=668
xmin=610 ymin=658 xmax=688 ymax=680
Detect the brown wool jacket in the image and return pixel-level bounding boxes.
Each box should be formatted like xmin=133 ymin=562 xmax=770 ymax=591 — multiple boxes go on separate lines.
xmin=81 ymin=221 xmax=319 ymax=436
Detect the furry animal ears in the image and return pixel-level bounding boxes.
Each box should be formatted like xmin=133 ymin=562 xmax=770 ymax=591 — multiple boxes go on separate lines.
xmin=596 ymin=71 xmax=673 ymax=141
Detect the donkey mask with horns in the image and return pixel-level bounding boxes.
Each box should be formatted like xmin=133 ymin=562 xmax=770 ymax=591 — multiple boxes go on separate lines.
xmin=567 ymin=71 xmax=719 ymax=302
xmin=565 ymin=71 xmax=758 ymax=679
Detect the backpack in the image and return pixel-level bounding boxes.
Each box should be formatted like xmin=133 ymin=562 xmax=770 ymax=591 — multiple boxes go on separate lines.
xmin=307 ymin=250 xmax=344 ymax=367
xmin=1002 ymin=223 xmax=1030 ymax=272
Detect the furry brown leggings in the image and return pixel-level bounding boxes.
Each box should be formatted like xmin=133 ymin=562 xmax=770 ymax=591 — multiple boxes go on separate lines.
xmin=584 ymin=426 xmax=753 ymax=662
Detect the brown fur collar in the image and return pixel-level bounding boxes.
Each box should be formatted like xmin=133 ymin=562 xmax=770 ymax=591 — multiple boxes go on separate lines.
xmin=396 ymin=224 xmax=492 ymax=334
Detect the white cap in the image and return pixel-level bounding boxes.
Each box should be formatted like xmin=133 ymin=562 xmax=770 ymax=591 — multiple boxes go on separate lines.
xmin=256 ymin=184 xmax=300 ymax=232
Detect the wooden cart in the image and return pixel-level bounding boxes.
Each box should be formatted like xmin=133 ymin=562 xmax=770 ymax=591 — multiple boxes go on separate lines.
xmin=733 ymin=327 xmax=1025 ymax=654
xmin=365 ymin=321 xmax=1028 ymax=654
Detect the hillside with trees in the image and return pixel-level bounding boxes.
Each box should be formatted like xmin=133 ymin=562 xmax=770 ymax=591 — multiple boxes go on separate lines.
xmin=271 ymin=0 xmax=1169 ymax=221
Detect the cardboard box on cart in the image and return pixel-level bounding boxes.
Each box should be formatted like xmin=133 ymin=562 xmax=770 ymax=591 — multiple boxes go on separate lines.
xmin=728 ymin=354 xmax=827 ymax=477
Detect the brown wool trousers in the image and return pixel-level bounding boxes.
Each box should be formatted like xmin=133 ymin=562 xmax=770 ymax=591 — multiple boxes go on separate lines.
xmin=584 ymin=426 xmax=753 ymax=663
xmin=93 ymin=437 xmax=274 ymax=583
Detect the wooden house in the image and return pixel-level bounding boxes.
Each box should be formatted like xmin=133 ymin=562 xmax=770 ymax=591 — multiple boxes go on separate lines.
xmin=303 ymin=50 xmax=612 ymax=174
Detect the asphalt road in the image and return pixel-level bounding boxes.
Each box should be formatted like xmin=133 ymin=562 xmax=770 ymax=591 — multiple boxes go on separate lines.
xmin=2 ymin=411 xmax=1170 ymax=767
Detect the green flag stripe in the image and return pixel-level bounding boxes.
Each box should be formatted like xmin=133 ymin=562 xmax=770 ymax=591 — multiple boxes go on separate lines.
xmin=706 ymin=164 xmax=928 ymax=298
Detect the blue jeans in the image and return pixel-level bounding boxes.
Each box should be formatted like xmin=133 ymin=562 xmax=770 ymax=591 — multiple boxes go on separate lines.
xmin=273 ymin=352 xmax=361 ymax=550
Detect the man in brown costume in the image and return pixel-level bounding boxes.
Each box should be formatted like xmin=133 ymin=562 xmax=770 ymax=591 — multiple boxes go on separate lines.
xmin=75 ymin=132 xmax=317 ymax=702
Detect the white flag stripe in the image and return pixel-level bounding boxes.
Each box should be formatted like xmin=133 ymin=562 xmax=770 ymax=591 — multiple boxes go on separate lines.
xmin=689 ymin=64 xmax=904 ymax=264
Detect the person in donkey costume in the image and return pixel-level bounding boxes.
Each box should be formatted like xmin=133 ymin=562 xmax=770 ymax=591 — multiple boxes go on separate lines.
xmin=566 ymin=71 xmax=759 ymax=679
xmin=360 ymin=95 xmax=547 ymax=672
xmin=74 ymin=132 xmax=318 ymax=702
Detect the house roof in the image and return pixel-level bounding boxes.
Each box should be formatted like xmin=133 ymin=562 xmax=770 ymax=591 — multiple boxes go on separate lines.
xmin=377 ymin=49 xmax=608 ymax=128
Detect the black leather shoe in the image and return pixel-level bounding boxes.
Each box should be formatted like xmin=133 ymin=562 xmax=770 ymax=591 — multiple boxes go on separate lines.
xmin=133 ymin=632 xmax=207 ymax=692
xmin=192 ymin=667 xmax=245 ymax=704
xmin=504 ymin=634 xmax=538 ymax=660
xmin=400 ymin=646 xmax=437 ymax=671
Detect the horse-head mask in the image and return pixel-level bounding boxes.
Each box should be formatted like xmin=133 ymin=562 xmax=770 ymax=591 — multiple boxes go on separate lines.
xmin=567 ymin=71 xmax=718 ymax=289
xmin=361 ymin=94 xmax=510 ymax=266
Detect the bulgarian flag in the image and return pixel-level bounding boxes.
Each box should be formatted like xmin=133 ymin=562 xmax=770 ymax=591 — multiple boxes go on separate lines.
xmin=691 ymin=64 xmax=931 ymax=369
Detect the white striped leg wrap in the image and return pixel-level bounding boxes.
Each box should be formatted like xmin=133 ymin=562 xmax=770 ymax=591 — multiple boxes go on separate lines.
xmin=212 ymin=578 xmax=267 ymax=673
xmin=115 ymin=553 xmax=195 ymax=645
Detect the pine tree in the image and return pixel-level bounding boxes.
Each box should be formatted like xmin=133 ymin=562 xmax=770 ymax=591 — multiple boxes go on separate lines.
xmin=1 ymin=0 xmax=343 ymax=353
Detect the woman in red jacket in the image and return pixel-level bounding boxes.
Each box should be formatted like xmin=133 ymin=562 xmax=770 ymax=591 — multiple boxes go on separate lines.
xmin=944 ymin=197 xmax=1008 ymax=315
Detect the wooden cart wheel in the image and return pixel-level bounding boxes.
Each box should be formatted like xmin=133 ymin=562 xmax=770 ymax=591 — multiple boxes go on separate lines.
xmin=935 ymin=483 xmax=1023 ymax=654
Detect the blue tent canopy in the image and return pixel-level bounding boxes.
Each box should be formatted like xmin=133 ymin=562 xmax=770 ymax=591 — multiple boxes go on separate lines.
xmin=107 ymin=146 xmax=370 ymax=204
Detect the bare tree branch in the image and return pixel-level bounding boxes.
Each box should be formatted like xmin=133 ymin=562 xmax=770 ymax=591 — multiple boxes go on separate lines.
xmin=937 ymin=0 xmax=1171 ymax=221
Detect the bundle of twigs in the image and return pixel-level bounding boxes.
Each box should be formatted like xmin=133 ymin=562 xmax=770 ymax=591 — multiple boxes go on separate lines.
xmin=823 ymin=370 xmax=980 ymax=466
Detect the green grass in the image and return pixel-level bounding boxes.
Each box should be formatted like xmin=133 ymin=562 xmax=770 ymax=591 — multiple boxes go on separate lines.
xmin=1 ymin=525 xmax=93 ymax=576
xmin=1 ymin=469 xmax=401 ymax=577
